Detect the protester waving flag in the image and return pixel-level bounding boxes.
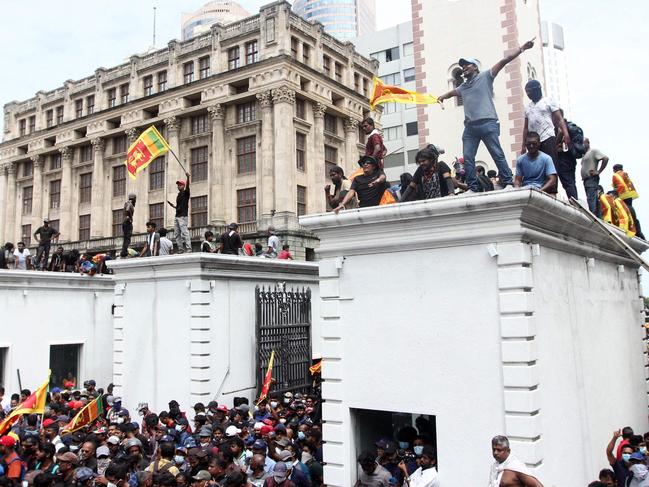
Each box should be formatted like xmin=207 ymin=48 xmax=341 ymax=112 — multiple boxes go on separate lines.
xmin=257 ymin=350 xmax=275 ymax=404
xmin=62 ymin=395 xmax=105 ymax=435
xmin=369 ymin=77 xmax=438 ymax=109
xmin=125 ymin=125 xmax=170 ymax=179
xmin=0 ymin=371 xmax=50 ymax=435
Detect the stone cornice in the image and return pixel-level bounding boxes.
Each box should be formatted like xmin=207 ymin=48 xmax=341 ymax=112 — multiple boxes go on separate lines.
xmin=107 ymin=253 xmax=319 ymax=283
xmin=0 ymin=270 xmax=114 ymax=292
xmin=299 ymin=188 xmax=649 ymax=266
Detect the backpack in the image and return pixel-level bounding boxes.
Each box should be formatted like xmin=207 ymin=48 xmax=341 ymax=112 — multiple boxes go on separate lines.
xmin=1 ymin=455 xmax=27 ymax=481
xmin=566 ymin=121 xmax=586 ymax=159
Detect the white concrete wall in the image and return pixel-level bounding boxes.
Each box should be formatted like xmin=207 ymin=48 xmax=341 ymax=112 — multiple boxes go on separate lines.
xmin=108 ymin=254 xmax=320 ymax=413
xmin=300 ymin=188 xmax=648 ymax=487
xmin=0 ymin=271 xmax=114 ymax=394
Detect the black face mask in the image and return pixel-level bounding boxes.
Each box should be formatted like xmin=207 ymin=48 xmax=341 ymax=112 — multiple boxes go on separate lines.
xmin=528 ymin=87 xmax=543 ymax=103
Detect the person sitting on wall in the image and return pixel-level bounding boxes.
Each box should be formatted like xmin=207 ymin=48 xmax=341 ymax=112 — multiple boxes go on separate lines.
xmin=400 ymin=147 xmax=454 ymax=202
xmin=325 ymin=165 xmax=356 ymax=211
xmin=202 ymin=231 xmax=217 ymax=253
xmin=513 ymin=132 xmax=558 ymax=194
xmin=334 ymin=156 xmax=387 ymax=213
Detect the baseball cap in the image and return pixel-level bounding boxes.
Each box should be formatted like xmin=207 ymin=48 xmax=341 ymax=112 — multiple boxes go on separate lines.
xmin=107 ymin=436 xmax=121 ymax=445
xmin=278 ymin=450 xmax=293 ymax=461
xmin=42 ymin=419 xmax=56 ymax=428
xmin=458 ymin=57 xmax=480 ymax=67
xmin=217 ymin=405 xmax=228 ymax=413
xmin=96 ymin=446 xmax=110 ymax=458
xmin=228 ymin=222 xmax=238 ymax=230
xmin=43 ymin=218 xmax=50 ymax=223
xmin=176 ymin=179 xmax=186 ymax=187
xmin=192 ymin=470 xmax=211 ymax=481
xmin=358 ymin=155 xmax=378 ymax=167
xmin=631 ymin=452 xmax=646 ymax=461
xmin=0 ymin=436 xmax=15 ymax=448
xmin=260 ymin=425 xmax=273 ymax=436
xmin=225 ymin=425 xmax=241 ymax=437
xmin=74 ymin=467 xmax=95 ymax=482
xmin=58 ymin=452 xmax=79 ymax=464
xmin=272 ymin=462 xmax=288 ymax=482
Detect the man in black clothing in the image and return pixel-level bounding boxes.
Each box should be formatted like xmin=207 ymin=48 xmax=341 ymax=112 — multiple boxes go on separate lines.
xmin=476 ymin=166 xmax=495 ymax=192
xmin=34 ymin=218 xmax=60 ymax=270
xmin=168 ymin=171 xmax=192 ymax=253
xmin=401 ymin=147 xmax=454 ymax=201
xmin=220 ymin=223 xmax=243 ymax=255
xmin=334 ymin=156 xmax=387 ymax=212
xmin=48 ymin=246 xmax=65 ymax=271
xmin=121 ymin=193 xmax=136 ymax=257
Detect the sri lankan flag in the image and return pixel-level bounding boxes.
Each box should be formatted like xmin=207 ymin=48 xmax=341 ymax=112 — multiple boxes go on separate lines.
xmin=309 ymin=359 xmax=322 ymax=375
xmin=0 ymin=372 xmax=50 ymax=435
xmin=62 ymin=395 xmax=105 ymax=435
xmin=125 ymin=125 xmax=169 ymax=179
xmin=369 ymin=77 xmax=438 ymax=109
xmin=257 ymin=350 xmax=275 ymax=405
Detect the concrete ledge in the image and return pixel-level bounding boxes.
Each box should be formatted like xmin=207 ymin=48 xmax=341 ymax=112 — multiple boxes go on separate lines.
xmin=0 ymin=269 xmax=114 ymax=290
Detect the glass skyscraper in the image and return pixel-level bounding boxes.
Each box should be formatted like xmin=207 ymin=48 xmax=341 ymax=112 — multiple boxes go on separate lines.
xmin=292 ymin=0 xmax=376 ymax=41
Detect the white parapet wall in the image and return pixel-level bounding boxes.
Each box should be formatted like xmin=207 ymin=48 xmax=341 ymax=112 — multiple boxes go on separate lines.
xmin=107 ymin=254 xmax=320 ymax=413
xmin=0 ymin=270 xmax=114 ymax=393
xmin=300 ymin=188 xmax=648 ymax=487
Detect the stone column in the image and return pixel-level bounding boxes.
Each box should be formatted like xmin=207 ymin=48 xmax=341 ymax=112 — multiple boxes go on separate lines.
xmin=59 ymin=147 xmax=73 ymax=242
xmin=0 ymin=164 xmax=7 ymax=242
xmin=256 ymin=91 xmax=274 ymax=220
xmin=207 ymin=104 xmax=225 ymax=225
xmin=126 ymin=128 xmax=147 ymax=233
xmin=311 ymin=102 xmax=327 ymax=214
xmin=164 ymin=116 xmax=181 ymax=230
xmin=90 ymin=137 xmax=105 ymax=238
xmin=271 ymin=86 xmax=296 ymax=220
xmin=344 ymin=118 xmax=360 ymax=177
xmin=5 ymin=163 xmax=17 ymax=243
xmin=31 ymin=155 xmax=43 ymax=225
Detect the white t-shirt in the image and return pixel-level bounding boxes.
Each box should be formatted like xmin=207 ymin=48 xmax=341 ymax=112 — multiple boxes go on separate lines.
xmin=159 ymin=237 xmax=173 ymax=255
xmin=409 ymin=466 xmax=439 ymax=487
xmin=13 ymin=248 xmax=31 ymax=270
xmin=267 ymin=235 xmax=280 ymax=257
xmin=524 ymin=97 xmax=560 ymax=142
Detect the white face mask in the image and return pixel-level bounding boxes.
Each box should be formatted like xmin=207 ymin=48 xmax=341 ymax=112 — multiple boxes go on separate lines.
xmin=270 ymin=402 xmax=278 ymax=409
xmin=175 ymin=425 xmax=184 ymax=432
xmin=301 ymin=452 xmax=312 ymax=464
xmin=116 ymin=418 xmax=124 ymax=424
xmin=174 ymin=455 xmax=185 ymax=465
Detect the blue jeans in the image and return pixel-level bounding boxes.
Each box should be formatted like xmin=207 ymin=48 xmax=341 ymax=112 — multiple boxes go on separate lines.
xmin=462 ymin=119 xmax=513 ymax=191
xmin=583 ymin=175 xmax=600 ymax=217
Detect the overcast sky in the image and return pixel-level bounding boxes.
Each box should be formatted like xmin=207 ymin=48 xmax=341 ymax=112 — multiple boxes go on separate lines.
xmin=1 ymin=0 xmax=648 ymax=284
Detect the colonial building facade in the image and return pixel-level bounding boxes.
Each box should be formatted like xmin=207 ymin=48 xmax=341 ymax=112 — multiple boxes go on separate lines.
xmin=0 ymin=1 xmax=376 ymax=259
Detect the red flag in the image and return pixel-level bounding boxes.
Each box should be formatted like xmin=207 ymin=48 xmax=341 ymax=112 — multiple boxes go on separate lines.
xmin=258 ymin=350 xmax=275 ymax=404
xmin=0 ymin=372 xmax=50 ymax=435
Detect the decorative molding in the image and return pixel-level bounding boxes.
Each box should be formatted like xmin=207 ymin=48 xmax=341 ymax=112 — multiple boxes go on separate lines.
xmin=271 ymin=86 xmax=296 ymax=105
xmin=6 ymin=163 xmax=16 ymax=175
xmin=91 ymin=137 xmax=105 ymax=153
xmin=59 ymin=146 xmax=72 ymax=160
xmin=207 ymin=104 xmax=224 ymax=121
xmin=30 ymin=154 xmax=42 ymax=167
xmin=164 ymin=116 xmax=179 ymax=132
xmin=125 ymin=127 xmax=140 ymax=142
xmin=256 ymin=91 xmax=273 ymax=109
xmin=312 ymin=102 xmax=327 ymax=118
xmin=344 ymin=117 xmax=359 ymax=133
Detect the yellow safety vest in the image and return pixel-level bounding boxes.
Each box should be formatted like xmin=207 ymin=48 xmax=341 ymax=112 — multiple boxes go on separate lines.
xmin=612 ymin=171 xmax=639 ymax=200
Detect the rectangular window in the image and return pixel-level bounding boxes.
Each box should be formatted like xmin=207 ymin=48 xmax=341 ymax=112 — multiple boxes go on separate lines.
xmin=112 ymin=209 xmax=124 ymax=237
xmin=324 ymin=113 xmax=337 ymax=134
xmin=80 ymin=145 xmax=93 ymax=162
xmin=143 ymin=75 xmax=153 ymax=96
xmin=79 ymin=215 xmax=91 ymax=240
xmin=22 ymin=186 xmax=33 ymax=215
xmin=19 ymin=119 xmax=26 ymax=136
xmin=334 ymin=62 xmax=343 ymax=82
xmin=149 ymin=203 xmax=164 ymax=229
xmin=79 ymin=172 xmax=92 ymax=204
xmin=385 ymin=46 xmax=400 ymax=62
xmin=56 ymin=106 xmax=64 ymax=124
xmin=113 ymin=135 xmax=127 ymax=154
xmin=295 ymin=98 xmax=305 ymax=119
xmin=50 ymin=153 xmax=62 ymax=170
xmin=403 ymin=42 xmax=414 ymax=57
xmin=297 ymin=185 xmax=307 ymax=217
xmin=113 ymin=165 xmax=126 ymax=197
xmin=291 ymin=37 xmax=299 ymax=58
xmin=158 ymin=70 xmax=168 ymax=92
xmin=406 ymin=121 xmax=418 ymax=136
xmin=228 ymin=47 xmax=240 ymax=70
xmin=384 ymin=126 xmax=403 ymax=141
xmin=323 ymin=55 xmax=331 ymax=75
xmin=46 ymin=110 xmax=54 ymax=128
xmin=49 ymin=219 xmax=59 ymax=233
xmin=86 ymin=95 xmax=95 ymax=115
xmin=199 ymin=56 xmax=210 ymax=79
xmin=237 ymin=188 xmax=256 ymax=223
xmin=302 ymin=43 xmax=310 ymax=64
xmin=183 ymin=61 xmax=194 ymax=84
xmin=22 ymin=224 xmax=31 ymax=247
xmin=236 ymin=136 xmax=256 ymax=174
xmin=191 ymin=114 xmax=209 ymax=134
xmin=120 ymin=83 xmax=129 ymax=104
xmin=50 ymin=179 xmax=61 ymax=209
xmin=369 ymin=50 xmax=385 ymax=63
xmin=23 ymin=160 xmax=33 ymax=177
xmin=149 ymin=156 xmax=165 ymax=191
xmin=75 ymin=99 xmax=83 ymax=118
xmin=190 ymin=195 xmax=208 ymax=227
xmin=190 ymin=146 xmax=208 ymax=182
xmin=236 ymin=102 xmax=257 ymax=123
xmin=325 ymin=145 xmax=337 ymax=178
xmin=404 ymin=67 xmax=416 ymax=83
xmin=107 ymin=88 xmax=117 ymax=108
xmin=28 ymin=116 xmax=36 ymax=133
xmin=246 ymin=41 xmax=259 ymax=64
xmin=265 ymin=17 xmax=275 ymax=43
xmin=381 ymin=72 xmax=401 ymax=86
xmin=296 ymin=133 xmax=306 ymax=171
xmin=363 ymin=78 xmax=369 ymax=96
xmin=50 ymin=344 xmax=81 ymax=389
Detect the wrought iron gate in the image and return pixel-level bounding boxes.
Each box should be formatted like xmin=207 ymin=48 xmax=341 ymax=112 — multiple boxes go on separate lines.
xmin=256 ymin=283 xmax=312 ymax=396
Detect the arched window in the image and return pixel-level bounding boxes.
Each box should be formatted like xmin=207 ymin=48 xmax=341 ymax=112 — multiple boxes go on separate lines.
xmin=526 ymin=62 xmax=537 ymax=81
xmin=451 ymin=67 xmax=464 ymax=106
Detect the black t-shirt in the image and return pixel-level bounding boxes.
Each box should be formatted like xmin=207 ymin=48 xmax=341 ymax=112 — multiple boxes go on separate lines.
xmin=613 ymin=460 xmax=631 ymax=487
xmin=220 ymin=231 xmax=243 ymax=255
xmin=412 ymin=161 xmax=452 ymax=198
xmin=350 ymin=170 xmax=387 ymax=208
xmin=35 ymin=226 xmax=58 ymax=243
xmin=176 ymin=188 xmax=190 ymax=217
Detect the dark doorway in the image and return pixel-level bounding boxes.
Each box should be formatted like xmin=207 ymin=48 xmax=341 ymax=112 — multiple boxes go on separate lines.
xmin=50 ymin=344 xmax=81 ymax=388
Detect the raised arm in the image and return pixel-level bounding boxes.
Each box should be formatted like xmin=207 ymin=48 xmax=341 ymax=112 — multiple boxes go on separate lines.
xmin=606 ymin=430 xmax=621 ymax=466
xmin=491 ymin=39 xmax=535 ymax=77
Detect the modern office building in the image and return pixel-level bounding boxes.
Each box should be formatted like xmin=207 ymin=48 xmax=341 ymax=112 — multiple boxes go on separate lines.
xmin=411 ymin=0 xmax=546 ymax=169
xmin=353 ymin=21 xmax=419 ymax=182
xmin=0 ymin=1 xmax=376 ymax=259
xmin=181 ymin=1 xmax=250 ymax=40
xmin=541 ymin=21 xmax=572 ymax=116
xmin=292 ymin=0 xmax=376 ymax=41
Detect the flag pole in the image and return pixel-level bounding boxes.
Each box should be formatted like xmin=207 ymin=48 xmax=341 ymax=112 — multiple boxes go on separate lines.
xmin=167 ymin=147 xmax=189 ymax=175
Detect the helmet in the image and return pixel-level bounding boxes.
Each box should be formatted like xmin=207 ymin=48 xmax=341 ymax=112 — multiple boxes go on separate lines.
xmin=124 ymin=438 xmax=143 ymax=450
